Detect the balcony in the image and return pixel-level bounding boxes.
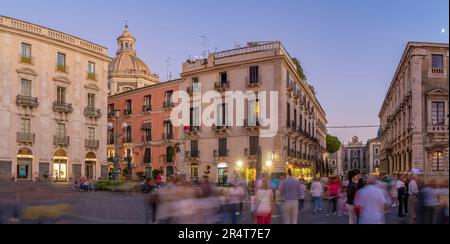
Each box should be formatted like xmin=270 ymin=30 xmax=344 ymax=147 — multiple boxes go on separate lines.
xmin=123 ymin=109 xmax=132 ymax=117
xmin=16 ymin=95 xmax=39 ymax=109
xmin=122 ymin=137 xmax=132 ymax=144
xmin=16 ymin=132 xmax=35 ymax=145
xmin=107 ymin=111 xmax=115 ymax=119
xmin=296 ymin=151 xmax=302 ymax=158
xmin=244 ymin=119 xmax=261 ymax=131
xmin=162 ymin=132 xmax=173 ymax=141
xmin=431 ymin=67 xmax=445 ymax=75
xmin=186 ymin=150 xmax=200 ymax=160
xmin=142 ymin=105 xmax=152 ymax=113
xmin=212 ymin=124 xmax=230 ymax=134
xmin=214 ymin=149 xmax=229 ymax=158
xmin=56 ymin=64 xmax=68 ymax=73
xmin=141 ymin=134 xmax=152 ymax=143
xmin=85 ymin=139 xmax=99 ymax=150
xmin=52 ymin=102 xmax=73 ymax=114
xmin=87 ymin=72 xmax=97 ymax=81
xmin=286 ymin=80 xmax=294 ymax=92
xmin=245 ymin=148 xmax=258 ymax=158
xmin=214 ymin=81 xmax=230 ymax=92
xmin=428 ymin=124 xmax=448 ymax=133
xmin=53 ymin=135 xmax=70 ymax=147
xmin=84 ymin=107 xmax=102 ymax=120
xmin=246 ymin=76 xmax=262 ymax=88
xmin=287 ymin=149 xmax=295 ymax=158
xmin=19 ymin=55 xmax=34 ymax=65
xmin=184 ymin=126 xmax=200 ymax=137
xmin=163 ymin=101 xmax=174 ymax=110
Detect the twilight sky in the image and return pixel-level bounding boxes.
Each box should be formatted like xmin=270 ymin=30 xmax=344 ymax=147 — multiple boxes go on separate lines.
xmin=1 ymin=0 xmax=448 ymax=143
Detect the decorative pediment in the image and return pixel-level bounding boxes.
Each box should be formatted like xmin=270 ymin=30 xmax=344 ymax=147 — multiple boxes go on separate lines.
xmin=53 ymin=76 xmax=71 ymax=85
xmin=426 ymin=88 xmax=448 ymax=96
xmin=84 ymin=83 xmax=100 ymax=91
xmin=16 ymin=67 xmax=37 ymax=77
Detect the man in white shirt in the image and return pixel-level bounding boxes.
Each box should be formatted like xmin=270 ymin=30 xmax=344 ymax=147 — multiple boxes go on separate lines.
xmin=408 ymin=175 xmax=419 ymax=224
xmin=355 ymin=175 xmax=390 ymax=224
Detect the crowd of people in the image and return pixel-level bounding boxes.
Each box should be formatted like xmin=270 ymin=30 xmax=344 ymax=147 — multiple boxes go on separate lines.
xmin=138 ymin=169 xmax=448 ymax=225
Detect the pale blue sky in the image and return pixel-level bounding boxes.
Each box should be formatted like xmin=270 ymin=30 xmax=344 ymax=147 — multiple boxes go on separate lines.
xmin=1 ymin=0 xmax=448 ymax=142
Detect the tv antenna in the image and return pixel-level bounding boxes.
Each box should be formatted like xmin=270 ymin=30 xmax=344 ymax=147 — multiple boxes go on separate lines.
xmin=199 ymin=35 xmax=208 ymax=58
xmin=165 ymin=57 xmax=170 ymax=81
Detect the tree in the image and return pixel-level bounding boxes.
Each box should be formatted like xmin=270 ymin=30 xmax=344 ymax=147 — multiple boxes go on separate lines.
xmin=326 ymin=134 xmax=341 ymax=154
xmin=292 ymin=58 xmax=306 ymax=81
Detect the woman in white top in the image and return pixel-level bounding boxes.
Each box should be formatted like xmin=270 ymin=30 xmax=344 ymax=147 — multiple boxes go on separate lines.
xmin=311 ymin=177 xmax=323 ymax=212
xmin=254 ymin=179 xmax=274 ymax=224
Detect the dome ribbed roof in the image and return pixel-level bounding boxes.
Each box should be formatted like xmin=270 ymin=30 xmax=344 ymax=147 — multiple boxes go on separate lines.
xmin=109 ymin=52 xmax=152 ymax=76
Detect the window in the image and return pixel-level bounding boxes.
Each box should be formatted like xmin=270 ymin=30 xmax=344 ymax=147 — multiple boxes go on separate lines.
xmin=216 ymin=103 xmax=228 ymax=126
xmin=219 ymin=138 xmax=227 ymax=157
xmin=56 ymin=86 xmax=66 ymax=104
xmin=432 ymin=151 xmax=444 ymax=171
xmin=125 ymin=125 xmax=132 ymax=142
xmin=57 ymin=52 xmax=66 ymax=70
xmin=220 ymin=72 xmax=228 ymax=85
xmin=286 ymin=103 xmax=291 ymax=127
xmin=165 ymin=90 xmax=173 ymax=104
xmin=125 ymin=99 xmax=132 ymax=115
xmin=87 ymin=93 xmax=96 ymax=108
xmin=250 ymin=136 xmax=259 ymax=156
xmin=20 ymin=79 xmax=32 ymax=97
xmin=431 ymin=102 xmax=445 ymax=125
xmin=108 ymin=104 xmax=115 ymax=116
xmin=144 ymin=148 xmax=151 ymax=164
xmin=20 ymin=118 xmax=30 ymax=134
xmin=143 ymin=128 xmax=152 ymax=141
xmin=375 ymin=148 xmax=379 ymax=155
xmin=88 ymin=127 xmax=95 ymax=140
xmin=249 ymin=66 xmax=259 ymax=83
xmin=21 ymin=43 xmax=31 ymax=63
xmin=164 ymin=121 xmax=173 ymax=139
xmin=432 ymin=54 xmax=444 ymax=69
xmin=144 ymin=95 xmax=151 ymax=111
xmin=191 ymin=140 xmax=199 ymax=157
xmin=57 ymin=123 xmax=65 ymax=137
xmin=191 ymin=165 xmax=199 ymax=182
xmin=88 ymin=62 xmax=95 ymax=74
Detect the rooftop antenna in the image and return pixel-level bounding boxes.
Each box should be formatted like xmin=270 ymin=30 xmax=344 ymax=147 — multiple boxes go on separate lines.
xmin=125 ymin=19 xmax=128 ymax=29
xmin=199 ymin=35 xmax=208 ymax=58
xmin=165 ymin=57 xmax=170 ymax=81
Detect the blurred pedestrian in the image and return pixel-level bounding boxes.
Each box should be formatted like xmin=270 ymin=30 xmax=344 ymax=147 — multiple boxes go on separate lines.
xmin=254 ymin=179 xmax=274 ymax=224
xmin=338 ymin=187 xmax=348 ymax=216
xmin=271 ymin=177 xmax=280 ymax=202
xmin=298 ymin=178 xmax=306 ymax=211
xmin=310 ymin=177 xmax=323 ymax=213
xmin=423 ymin=179 xmax=440 ymax=224
xmin=355 ymin=175 xmax=390 ymax=224
xmin=397 ymin=175 xmax=407 ymax=217
xmin=327 ymin=176 xmax=341 ymax=216
xmin=408 ymin=174 xmax=419 ymax=224
xmin=280 ymin=169 xmax=302 ymax=224
xmin=346 ymin=169 xmax=362 ymax=224
xmin=437 ymin=180 xmax=449 ymax=224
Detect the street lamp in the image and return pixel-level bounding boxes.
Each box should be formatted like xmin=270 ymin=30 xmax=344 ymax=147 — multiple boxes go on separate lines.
xmin=107 ymin=110 xmax=129 ymax=181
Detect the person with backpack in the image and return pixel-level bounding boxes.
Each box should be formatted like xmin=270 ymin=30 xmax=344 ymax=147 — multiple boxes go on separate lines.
xmin=346 ymin=169 xmax=362 ymax=224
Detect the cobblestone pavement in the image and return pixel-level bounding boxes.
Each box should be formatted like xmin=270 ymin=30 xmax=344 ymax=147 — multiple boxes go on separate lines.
xmin=0 ymin=182 xmax=406 ymax=224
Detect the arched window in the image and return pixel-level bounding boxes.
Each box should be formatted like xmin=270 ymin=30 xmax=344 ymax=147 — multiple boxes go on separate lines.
xmin=375 ymin=148 xmax=379 ymax=155
xmin=125 ymin=42 xmax=129 ymax=50
xmin=121 ymin=43 xmax=124 ymax=50
xmin=130 ymin=44 xmax=133 ymax=50
xmin=432 ymin=151 xmax=444 ymax=171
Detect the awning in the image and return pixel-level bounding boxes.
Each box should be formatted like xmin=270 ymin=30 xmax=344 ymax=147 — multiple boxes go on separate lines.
xmin=141 ymin=122 xmax=151 ymax=130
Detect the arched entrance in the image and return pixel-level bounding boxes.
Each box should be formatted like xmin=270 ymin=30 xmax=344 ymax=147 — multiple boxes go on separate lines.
xmin=17 ymin=148 xmax=33 ymax=181
xmin=166 ymin=166 xmax=174 ymax=177
xmin=85 ymin=152 xmax=96 ymax=180
xmin=107 ymin=164 xmax=114 ymax=180
xmin=53 ymin=149 xmax=68 ymax=181
xmin=217 ymin=162 xmax=228 ymax=186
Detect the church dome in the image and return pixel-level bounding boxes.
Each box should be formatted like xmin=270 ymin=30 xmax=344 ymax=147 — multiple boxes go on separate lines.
xmin=108 ymin=25 xmax=158 ymax=80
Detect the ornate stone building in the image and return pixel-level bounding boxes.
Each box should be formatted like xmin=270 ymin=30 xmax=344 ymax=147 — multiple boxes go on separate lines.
xmin=179 ymin=41 xmax=328 ymax=185
xmin=0 ymin=16 xmax=111 ymax=181
xmin=108 ymin=25 xmax=159 ymax=95
xmin=367 ymin=137 xmax=381 ymax=174
xmin=342 ymin=136 xmax=369 ymax=174
xmin=379 ymin=42 xmax=449 ymax=181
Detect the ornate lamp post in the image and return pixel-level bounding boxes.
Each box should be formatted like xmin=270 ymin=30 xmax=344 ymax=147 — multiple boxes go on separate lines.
xmin=107 ymin=110 xmax=129 ymax=181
